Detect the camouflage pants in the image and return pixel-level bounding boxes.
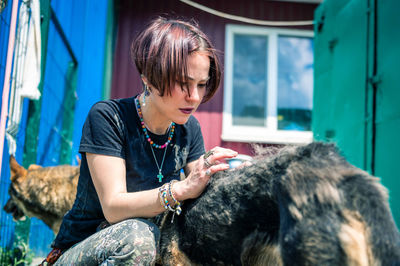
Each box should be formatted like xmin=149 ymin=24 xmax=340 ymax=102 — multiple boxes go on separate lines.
xmin=54 ymin=218 xmax=160 ymax=266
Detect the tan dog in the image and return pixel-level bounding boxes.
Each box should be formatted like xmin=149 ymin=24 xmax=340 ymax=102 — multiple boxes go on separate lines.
xmin=3 ymin=156 xmax=79 ymax=234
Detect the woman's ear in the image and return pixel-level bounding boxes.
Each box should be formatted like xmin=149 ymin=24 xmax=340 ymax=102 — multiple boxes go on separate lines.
xmin=140 ymin=74 xmax=152 ymax=93
xmin=140 ymin=74 xmax=149 ymax=86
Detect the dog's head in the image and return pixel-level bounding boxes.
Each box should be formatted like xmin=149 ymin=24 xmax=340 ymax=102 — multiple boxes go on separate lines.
xmin=3 ymin=156 xmax=42 ymax=221
xmin=3 ymin=196 xmax=25 ymax=220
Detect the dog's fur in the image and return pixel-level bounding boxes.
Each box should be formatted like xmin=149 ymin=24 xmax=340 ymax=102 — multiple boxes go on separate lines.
xmin=3 ymin=143 xmax=399 ymax=265
xmin=159 ymin=142 xmax=400 ymax=266
xmin=3 ymin=156 xmax=79 ymax=234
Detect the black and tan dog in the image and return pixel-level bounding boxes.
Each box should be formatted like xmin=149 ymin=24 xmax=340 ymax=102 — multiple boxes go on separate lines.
xmin=3 ymin=156 xmax=79 ymax=234
xmin=3 ymin=143 xmax=400 ymax=264
xmin=159 ymin=142 xmax=400 ymax=265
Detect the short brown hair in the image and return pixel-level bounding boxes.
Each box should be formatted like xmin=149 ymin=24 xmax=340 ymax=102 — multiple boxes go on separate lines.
xmin=131 ymin=17 xmax=221 ymax=103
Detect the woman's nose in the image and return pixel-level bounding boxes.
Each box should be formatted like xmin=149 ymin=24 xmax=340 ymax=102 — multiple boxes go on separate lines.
xmin=186 ymin=86 xmax=201 ymax=102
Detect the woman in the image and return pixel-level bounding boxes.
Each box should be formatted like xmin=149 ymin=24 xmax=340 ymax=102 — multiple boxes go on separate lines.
xmin=42 ymin=17 xmax=238 ymax=265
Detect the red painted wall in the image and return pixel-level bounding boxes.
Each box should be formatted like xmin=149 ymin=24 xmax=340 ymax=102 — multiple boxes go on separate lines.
xmin=111 ymin=0 xmax=318 ymax=155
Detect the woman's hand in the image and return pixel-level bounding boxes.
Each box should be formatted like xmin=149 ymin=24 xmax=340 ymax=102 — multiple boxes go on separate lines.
xmin=173 ymin=147 xmax=238 ymax=201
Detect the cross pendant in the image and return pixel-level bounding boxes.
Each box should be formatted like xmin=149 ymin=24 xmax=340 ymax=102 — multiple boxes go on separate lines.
xmin=157 ymin=172 xmax=163 ymax=182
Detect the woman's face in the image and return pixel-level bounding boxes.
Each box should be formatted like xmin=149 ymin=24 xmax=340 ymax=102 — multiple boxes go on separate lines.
xmin=149 ymin=52 xmax=210 ymax=125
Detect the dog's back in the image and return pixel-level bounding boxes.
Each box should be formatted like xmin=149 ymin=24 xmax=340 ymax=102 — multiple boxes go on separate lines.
xmin=159 ymin=142 xmax=400 ymax=266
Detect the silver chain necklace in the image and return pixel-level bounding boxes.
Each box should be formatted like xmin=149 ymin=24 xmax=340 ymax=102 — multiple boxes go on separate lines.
xmin=150 ymin=142 xmax=168 ymax=182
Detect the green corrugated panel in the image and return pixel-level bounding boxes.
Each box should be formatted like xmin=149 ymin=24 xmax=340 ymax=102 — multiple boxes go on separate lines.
xmin=364 ymin=0 xmax=375 ymax=175
xmin=59 ymin=62 xmax=77 ymax=165
xmin=101 ymin=0 xmax=115 ymax=100
xmin=313 ymin=0 xmax=368 ymax=169
xmin=313 ymin=3 xmax=335 ymax=143
xmin=329 ymin=0 xmax=368 ymax=168
xmin=23 ymin=1 xmax=50 ymax=166
xmin=375 ymin=0 xmax=400 ymax=226
xmin=14 ymin=0 xmax=51 ymax=253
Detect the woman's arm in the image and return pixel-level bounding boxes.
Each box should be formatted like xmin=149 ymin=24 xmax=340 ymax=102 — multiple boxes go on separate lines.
xmin=87 ymin=153 xmax=165 ymax=224
xmin=88 ymin=146 xmax=237 ymax=224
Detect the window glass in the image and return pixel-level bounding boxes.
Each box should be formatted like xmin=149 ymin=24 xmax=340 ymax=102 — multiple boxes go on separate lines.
xmin=232 ymin=34 xmax=267 ymax=126
xmin=277 ymin=36 xmax=313 ymax=131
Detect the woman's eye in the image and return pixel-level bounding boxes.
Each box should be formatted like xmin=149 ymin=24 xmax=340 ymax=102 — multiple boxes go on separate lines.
xmin=198 ymin=83 xmax=207 ymax=88
xmin=176 ymin=81 xmax=188 ymax=90
xmin=176 ymin=81 xmax=187 ymax=86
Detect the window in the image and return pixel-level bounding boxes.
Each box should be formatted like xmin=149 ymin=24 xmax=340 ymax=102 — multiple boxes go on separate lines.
xmin=222 ymin=25 xmax=314 ymax=144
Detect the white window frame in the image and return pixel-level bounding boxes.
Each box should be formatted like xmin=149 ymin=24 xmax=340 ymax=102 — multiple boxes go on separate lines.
xmin=222 ymin=24 xmax=314 ymax=144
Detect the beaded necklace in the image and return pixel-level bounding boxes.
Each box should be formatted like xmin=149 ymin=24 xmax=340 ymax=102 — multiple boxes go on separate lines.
xmin=135 ymin=97 xmax=175 ymax=149
xmin=135 ymin=96 xmax=175 ymax=182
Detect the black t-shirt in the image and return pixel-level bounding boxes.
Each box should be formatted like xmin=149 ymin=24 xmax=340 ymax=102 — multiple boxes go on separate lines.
xmin=52 ymin=96 xmax=205 ymax=249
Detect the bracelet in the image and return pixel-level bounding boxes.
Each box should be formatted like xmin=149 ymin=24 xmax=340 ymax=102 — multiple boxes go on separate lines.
xmin=159 ymin=183 xmax=173 ymax=211
xmin=168 ymin=180 xmax=178 ymax=204
xmin=169 ymin=180 xmax=182 ymax=215
xmin=158 ymin=181 xmax=182 ymax=215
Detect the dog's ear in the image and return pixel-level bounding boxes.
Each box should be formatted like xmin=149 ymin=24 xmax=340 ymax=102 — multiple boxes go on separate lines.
xmin=9 ymin=155 xmax=27 ymax=182
xmin=28 ymin=164 xmax=42 ymax=170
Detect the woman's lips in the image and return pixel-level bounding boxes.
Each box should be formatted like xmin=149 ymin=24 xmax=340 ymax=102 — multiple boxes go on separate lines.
xmin=179 ymin=108 xmax=194 ymax=114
